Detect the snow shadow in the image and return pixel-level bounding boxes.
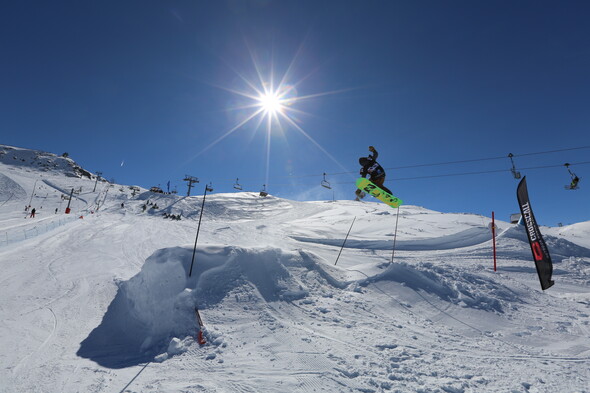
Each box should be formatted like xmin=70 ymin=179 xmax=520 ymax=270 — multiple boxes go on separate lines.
xmin=77 ymin=245 xmax=311 ymax=368
xmin=0 ymin=172 xmax=27 ymax=201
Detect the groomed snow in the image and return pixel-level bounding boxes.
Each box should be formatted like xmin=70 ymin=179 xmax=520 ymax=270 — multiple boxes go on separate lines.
xmin=1 ymin=144 xmax=589 ymax=393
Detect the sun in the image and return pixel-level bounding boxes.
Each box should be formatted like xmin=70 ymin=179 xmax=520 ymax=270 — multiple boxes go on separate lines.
xmin=258 ymin=91 xmax=284 ymax=116
xmin=191 ymin=45 xmax=355 ymax=183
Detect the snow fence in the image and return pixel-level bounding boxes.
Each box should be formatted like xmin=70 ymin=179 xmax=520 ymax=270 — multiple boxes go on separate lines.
xmin=0 ymin=216 xmax=77 ymax=247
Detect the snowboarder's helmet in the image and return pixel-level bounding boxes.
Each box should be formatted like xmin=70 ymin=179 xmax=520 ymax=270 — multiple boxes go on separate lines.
xmin=359 ymin=157 xmax=369 ymax=166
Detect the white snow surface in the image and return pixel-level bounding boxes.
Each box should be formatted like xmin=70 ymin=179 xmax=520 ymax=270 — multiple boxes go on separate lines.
xmin=1 ymin=144 xmax=590 ymax=393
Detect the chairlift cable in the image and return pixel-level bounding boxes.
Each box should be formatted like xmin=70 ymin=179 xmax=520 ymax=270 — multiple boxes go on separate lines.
xmin=265 ymin=160 xmax=590 ymax=187
xmin=218 ymin=145 xmax=590 ymax=185
xmin=295 ymin=144 xmax=590 ymax=179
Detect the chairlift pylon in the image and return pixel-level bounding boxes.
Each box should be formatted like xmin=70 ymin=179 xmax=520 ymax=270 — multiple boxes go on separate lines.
xmin=233 ymin=178 xmax=242 ymax=191
xmin=321 ymin=173 xmax=332 ymax=189
xmin=508 ymin=153 xmax=521 ymax=179
xmin=564 ymin=163 xmax=580 ymax=190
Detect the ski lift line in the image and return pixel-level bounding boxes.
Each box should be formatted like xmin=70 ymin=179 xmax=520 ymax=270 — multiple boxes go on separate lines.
xmin=514 ymin=145 xmax=590 ymax=158
xmin=381 ymin=145 xmax=590 ymax=173
xmin=313 ymin=145 xmax=590 ymax=177
xmin=383 ymin=160 xmax=590 ymax=182
xmin=275 ymin=145 xmax=590 ymax=179
xmin=213 ymin=146 xmax=590 ymax=185
xmin=259 ymin=160 xmax=590 ymax=187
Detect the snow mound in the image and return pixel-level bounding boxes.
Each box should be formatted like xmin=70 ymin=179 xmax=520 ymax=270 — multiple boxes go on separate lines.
xmin=78 ymin=245 xmax=312 ymax=367
xmin=500 ymin=225 xmax=590 ymax=259
xmin=361 ymin=261 xmax=522 ymax=313
xmin=78 ymin=241 xmax=536 ymax=368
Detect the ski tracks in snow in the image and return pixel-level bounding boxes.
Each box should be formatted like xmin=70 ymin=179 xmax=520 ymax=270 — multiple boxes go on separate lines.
xmin=12 ymin=306 xmax=58 ymax=375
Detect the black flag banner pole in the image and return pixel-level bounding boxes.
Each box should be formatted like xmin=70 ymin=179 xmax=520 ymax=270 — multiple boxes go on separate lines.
xmin=516 ymin=177 xmax=555 ymax=290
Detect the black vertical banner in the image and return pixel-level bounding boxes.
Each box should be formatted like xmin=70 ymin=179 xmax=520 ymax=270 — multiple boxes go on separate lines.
xmin=516 ymin=177 xmax=555 ymax=290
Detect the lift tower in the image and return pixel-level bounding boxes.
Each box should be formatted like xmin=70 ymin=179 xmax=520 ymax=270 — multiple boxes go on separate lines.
xmin=183 ymin=175 xmax=199 ymax=196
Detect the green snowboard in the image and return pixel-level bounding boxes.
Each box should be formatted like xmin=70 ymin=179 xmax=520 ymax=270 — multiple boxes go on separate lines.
xmin=356 ymin=178 xmax=403 ymax=208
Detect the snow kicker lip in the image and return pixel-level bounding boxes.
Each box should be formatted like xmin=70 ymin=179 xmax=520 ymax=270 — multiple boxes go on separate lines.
xmin=291 ymin=227 xmax=494 ymax=251
xmin=292 ymin=226 xmax=590 ymax=259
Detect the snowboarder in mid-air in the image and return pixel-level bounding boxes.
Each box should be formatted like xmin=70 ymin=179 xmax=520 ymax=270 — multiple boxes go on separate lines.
xmin=355 ymin=146 xmax=392 ymax=201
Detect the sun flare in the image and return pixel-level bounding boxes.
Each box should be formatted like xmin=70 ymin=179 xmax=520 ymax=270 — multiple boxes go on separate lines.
xmin=258 ymin=91 xmax=284 ymax=116
xmin=191 ymin=46 xmax=354 ymax=182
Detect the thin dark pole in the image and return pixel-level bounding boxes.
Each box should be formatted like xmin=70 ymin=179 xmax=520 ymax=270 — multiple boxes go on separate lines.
xmin=390 ymin=206 xmax=401 ymax=263
xmin=28 ymin=179 xmax=38 ymax=207
xmin=492 ymin=211 xmax=497 ymax=272
xmin=93 ymin=172 xmax=102 ymax=192
xmin=189 ymin=185 xmax=211 ymax=277
xmin=334 ymin=216 xmax=356 ymax=266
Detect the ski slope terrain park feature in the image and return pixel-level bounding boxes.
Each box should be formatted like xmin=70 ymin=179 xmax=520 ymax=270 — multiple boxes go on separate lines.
xmin=1 ymin=144 xmax=590 ymax=393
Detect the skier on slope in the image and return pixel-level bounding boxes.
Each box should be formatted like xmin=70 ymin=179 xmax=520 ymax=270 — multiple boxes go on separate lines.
xmin=355 ymin=146 xmax=393 ymax=200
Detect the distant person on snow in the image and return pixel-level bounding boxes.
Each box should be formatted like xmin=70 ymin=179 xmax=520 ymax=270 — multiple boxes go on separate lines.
xmin=355 ymin=146 xmax=393 ymax=200
xmin=29 ymin=208 xmax=36 ymax=218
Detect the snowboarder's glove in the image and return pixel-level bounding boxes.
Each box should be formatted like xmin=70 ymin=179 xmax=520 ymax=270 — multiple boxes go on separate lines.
xmin=368 ymin=146 xmax=375 ymax=152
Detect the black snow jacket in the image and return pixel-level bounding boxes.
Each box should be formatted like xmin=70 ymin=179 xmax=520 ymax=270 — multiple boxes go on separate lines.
xmin=359 ymin=157 xmax=386 ymax=180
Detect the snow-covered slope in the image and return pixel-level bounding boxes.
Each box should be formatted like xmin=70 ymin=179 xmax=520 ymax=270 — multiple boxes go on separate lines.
xmin=1 ymin=145 xmax=589 ymax=393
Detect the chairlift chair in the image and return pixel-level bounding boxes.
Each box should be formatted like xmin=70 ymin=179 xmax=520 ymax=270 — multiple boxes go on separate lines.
xmin=564 ymin=163 xmax=580 ymax=190
xmin=259 ymin=184 xmax=268 ymax=197
xmin=321 ymin=173 xmax=332 ymax=189
xmin=233 ymin=178 xmax=243 ymax=190
xmin=508 ymin=153 xmax=521 ymax=179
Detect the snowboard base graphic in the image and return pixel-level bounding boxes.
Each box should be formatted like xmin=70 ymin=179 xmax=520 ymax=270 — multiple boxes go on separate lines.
xmin=356 ymin=178 xmax=403 ymax=208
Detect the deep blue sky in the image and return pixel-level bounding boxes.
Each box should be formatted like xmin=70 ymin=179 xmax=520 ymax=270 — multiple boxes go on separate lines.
xmin=2 ymin=0 xmax=589 ymax=225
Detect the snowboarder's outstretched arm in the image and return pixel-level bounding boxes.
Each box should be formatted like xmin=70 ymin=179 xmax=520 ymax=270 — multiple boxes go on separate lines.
xmin=368 ymin=146 xmax=378 ymax=162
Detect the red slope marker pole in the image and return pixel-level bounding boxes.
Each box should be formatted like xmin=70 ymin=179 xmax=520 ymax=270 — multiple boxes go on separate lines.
xmin=492 ymin=211 xmax=497 ymax=272
xmin=195 ymin=306 xmax=206 ymax=345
